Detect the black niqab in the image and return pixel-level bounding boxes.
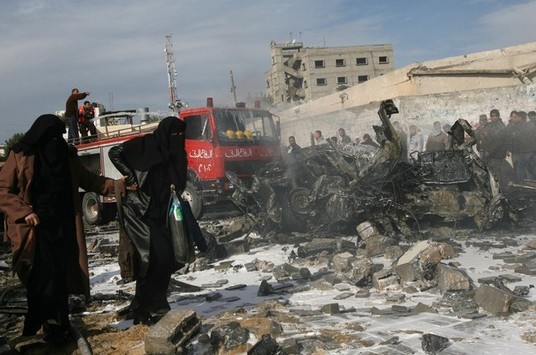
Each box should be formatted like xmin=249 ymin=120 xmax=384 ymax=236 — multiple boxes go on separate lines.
xmin=12 ymin=114 xmax=66 ymax=154
xmin=122 ymin=116 xmax=187 ymax=191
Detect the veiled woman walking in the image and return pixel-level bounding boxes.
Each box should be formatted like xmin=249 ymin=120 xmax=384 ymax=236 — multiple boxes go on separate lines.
xmin=0 ymin=114 xmax=120 ymax=342
xmin=109 ymin=116 xmax=191 ymax=325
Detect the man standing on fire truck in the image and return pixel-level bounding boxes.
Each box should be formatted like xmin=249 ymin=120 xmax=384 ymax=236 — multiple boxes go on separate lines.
xmin=65 ymin=88 xmax=89 ymax=144
xmin=78 ymin=101 xmax=97 ymax=143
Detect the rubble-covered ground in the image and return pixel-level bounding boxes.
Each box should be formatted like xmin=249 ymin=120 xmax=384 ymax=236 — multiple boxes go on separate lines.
xmin=1 ymin=199 xmax=536 ymax=354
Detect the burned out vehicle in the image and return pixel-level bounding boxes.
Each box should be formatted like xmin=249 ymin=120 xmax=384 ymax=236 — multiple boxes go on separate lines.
xmin=227 ymin=100 xmax=513 ymax=236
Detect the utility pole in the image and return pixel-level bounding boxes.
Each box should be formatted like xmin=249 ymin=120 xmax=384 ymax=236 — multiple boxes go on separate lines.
xmin=230 ymin=70 xmax=237 ymax=105
xmin=164 ymin=34 xmax=183 ymax=111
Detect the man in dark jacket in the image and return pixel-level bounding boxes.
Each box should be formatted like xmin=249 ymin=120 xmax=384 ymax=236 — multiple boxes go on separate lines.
xmin=65 ymin=88 xmax=89 ymax=144
xmin=481 ymin=109 xmax=513 ymax=190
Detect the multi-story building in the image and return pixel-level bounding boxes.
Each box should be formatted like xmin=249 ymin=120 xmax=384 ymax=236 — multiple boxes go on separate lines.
xmin=265 ymin=41 xmax=394 ymax=106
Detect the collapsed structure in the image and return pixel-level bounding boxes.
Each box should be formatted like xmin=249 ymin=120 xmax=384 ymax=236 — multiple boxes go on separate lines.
xmin=228 ymin=100 xmax=514 ymax=236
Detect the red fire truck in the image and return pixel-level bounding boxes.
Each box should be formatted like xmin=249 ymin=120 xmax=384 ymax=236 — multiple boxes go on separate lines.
xmin=76 ymin=100 xmax=281 ymax=225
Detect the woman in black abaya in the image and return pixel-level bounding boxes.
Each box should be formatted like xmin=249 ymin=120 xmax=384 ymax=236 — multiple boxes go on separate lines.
xmin=0 ymin=114 xmax=120 ymax=342
xmin=108 ymin=116 xmax=188 ymax=324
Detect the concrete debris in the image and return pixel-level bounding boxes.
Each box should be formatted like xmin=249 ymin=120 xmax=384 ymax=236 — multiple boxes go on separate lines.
xmin=421 ymin=333 xmax=450 ymax=354
xmin=145 ymin=309 xmax=201 ymax=355
xmin=210 ymin=321 xmax=250 ymax=352
xmin=474 ymin=285 xmax=521 ymax=315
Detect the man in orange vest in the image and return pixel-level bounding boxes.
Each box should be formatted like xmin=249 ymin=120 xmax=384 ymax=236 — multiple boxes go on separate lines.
xmin=78 ymin=101 xmax=97 ymax=143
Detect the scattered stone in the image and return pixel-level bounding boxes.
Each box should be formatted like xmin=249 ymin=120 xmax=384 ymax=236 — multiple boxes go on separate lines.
xmin=372 ymin=269 xmax=400 ymax=291
xmin=257 ymin=280 xmax=273 ymax=296
xmin=280 ymin=338 xmax=300 ymax=354
xmin=492 ymin=251 xmax=514 ymax=260
xmin=503 ymin=252 xmax=536 ymax=264
xmin=244 ymin=262 xmax=257 ymax=272
xmin=525 ymin=239 xmax=536 ymax=250
xmin=355 ymin=289 xmax=370 ymax=298
xmin=205 ymin=292 xmax=222 ymax=302
xmin=225 ymin=284 xmax=247 ymax=291
xmin=514 ymin=265 xmax=536 ymax=276
xmin=321 ymin=303 xmax=340 ymax=314
xmin=332 ymin=252 xmax=356 ymax=273
xmin=391 ymin=305 xmax=411 ymax=313
xmin=364 ymin=235 xmax=397 ymax=257
xmin=214 ymin=260 xmax=234 ymax=272
xmin=413 ymin=302 xmax=438 ymax=314
xmin=273 ymin=263 xmax=299 ymax=281
xmin=297 ymin=238 xmax=356 ymax=258
xmin=421 ymin=333 xmax=450 ymax=354
xmin=386 ymin=294 xmax=405 ymax=303
xmin=436 ymin=263 xmax=473 ymax=293
xmin=334 ymin=292 xmax=354 ymax=300
xmin=248 ymin=334 xmax=279 ymax=355
xmin=499 ymin=274 xmax=522 ymax=283
xmin=384 ymin=245 xmax=404 ymax=261
xmin=145 ymin=309 xmax=201 ymax=355
xmin=474 ymin=285 xmax=520 ymax=315
xmin=224 ymin=296 xmax=241 ymax=303
xmin=459 ymin=312 xmax=487 ymax=320
xmin=380 ymin=336 xmax=399 ymax=345
xmin=513 ymin=285 xmax=530 ymax=296
xmin=510 ymin=299 xmax=533 ymax=312
xmin=210 ymin=321 xmax=250 ymax=352
xmin=521 ymin=331 xmax=536 ymax=343
xmin=356 ymin=221 xmax=380 ymax=239
xmin=330 ymin=283 xmax=348 ymax=292
xmin=296 ymin=267 xmax=312 ymax=280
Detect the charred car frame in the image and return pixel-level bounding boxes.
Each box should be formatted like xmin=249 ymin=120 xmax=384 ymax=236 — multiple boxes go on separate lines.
xmin=227 ymin=100 xmax=513 ymax=236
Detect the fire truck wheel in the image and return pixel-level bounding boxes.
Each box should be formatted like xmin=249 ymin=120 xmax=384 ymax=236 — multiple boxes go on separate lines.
xmin=82 ymin=192 xmax=102 ymax=225
xmin=182 ymin=182 xmax=204 ymax=219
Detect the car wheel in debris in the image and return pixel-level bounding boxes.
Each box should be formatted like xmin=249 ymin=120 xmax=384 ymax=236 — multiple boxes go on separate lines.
xmin=82 ymin=192 xmax=102 ymax=225
xmin=288 ymin=187 xmax=312 ymax=214
xmin=182 ymin=182 xmax=204 ymax=219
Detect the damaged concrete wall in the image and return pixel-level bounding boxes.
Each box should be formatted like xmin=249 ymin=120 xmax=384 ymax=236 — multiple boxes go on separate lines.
xmin=277 ymin=41 xmax=536 ymax=146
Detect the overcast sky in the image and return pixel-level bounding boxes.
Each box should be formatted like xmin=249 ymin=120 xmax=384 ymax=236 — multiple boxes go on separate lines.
xmin=1 ymin=0 xmax=535 ymax=143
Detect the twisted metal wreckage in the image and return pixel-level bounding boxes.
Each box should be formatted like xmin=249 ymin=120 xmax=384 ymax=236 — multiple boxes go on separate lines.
xmin=227 ymin=100 xmax=518 ymax=236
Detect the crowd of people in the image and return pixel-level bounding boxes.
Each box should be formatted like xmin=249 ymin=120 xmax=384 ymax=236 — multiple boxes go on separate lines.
xmin=284 ymin=108 xmax=536 ymax=192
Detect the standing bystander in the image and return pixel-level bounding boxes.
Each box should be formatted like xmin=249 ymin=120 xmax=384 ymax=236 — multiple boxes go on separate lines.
xmin=65 ymin=88 xmax=89 ymax=144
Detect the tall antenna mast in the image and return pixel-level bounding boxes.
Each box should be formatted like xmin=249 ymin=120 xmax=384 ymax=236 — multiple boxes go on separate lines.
xmin=164 ymin=34 xmax=183 ymax=111
xmin=230 ymin=70 xmax=237 ymax=105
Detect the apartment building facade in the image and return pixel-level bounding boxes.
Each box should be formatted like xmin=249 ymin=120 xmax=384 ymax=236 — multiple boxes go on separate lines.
xmin=265 ymin=41 xmax=394 ymax=106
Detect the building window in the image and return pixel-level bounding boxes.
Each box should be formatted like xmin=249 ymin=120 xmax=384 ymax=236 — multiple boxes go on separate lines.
xmin=337 ymin=76 xmax=347 ymax=84
xmin=314 ymin=60 xmax=325 ymax=68
xmin=357 ymin=75 xmax=368 ymax=83
xmin=379 ymin=56 xmax=389 ymax=64
xmin=356 ymin=57 xmax=368 ymax=66
xmin=266 ymin=80 xmax=270 ymax=89
xmin=304 ymin=80 xmax=308 ymax=88
xmin=316 ymin=78 xmax=327 ymax=86
xmin=335 ymin=59 xmax=345 ymax=67
xmin=272 ymin=56 xmax=276 ymax=65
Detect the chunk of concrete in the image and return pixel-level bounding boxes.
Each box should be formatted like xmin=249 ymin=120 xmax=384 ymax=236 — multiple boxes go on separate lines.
xmin=474 ymin=285 xmax=520 ymax=315
xmin=145 ymin=309 xmax=201 ymax=355
xmin=436 ymin=263 xmax=473 ymax=293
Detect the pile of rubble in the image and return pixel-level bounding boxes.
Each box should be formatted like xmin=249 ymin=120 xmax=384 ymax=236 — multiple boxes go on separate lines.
xmin=1 ymin=204 xmax=536 ymax=353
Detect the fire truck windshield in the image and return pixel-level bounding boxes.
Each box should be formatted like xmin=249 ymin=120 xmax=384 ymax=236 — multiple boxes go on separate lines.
xmin=214 ymin=108 xmax=278 ymax=145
